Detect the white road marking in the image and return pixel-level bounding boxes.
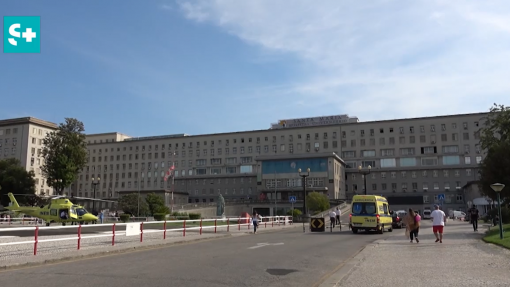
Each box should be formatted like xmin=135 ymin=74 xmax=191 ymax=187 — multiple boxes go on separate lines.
xmin=0 ymin=236 xmax=18 ymax=238
xmin=248 ymin=243 xmax=284 ymax=249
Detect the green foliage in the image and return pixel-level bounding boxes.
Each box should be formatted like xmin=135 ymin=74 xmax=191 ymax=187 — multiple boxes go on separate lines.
xmin=41 ymin=118 xmax=88 ymax=194
xmin=118 ymin=193 xmax=148 ymax=216
xmin=306 ymin=191 xmax=330 ymax=213
xmin=478 ymin=141 xmax=510 ymax=199
xmin=145 ymin=193 xmax=168 ymax=216
xmin=480 ymin=104 xmax=510 ymax=150
xmin=119 ymin=214 xmax=131 ymax=223
xmin=170 ymin=211 xmax=189 ymax=220
xmin=478 ymin=104 xmax=510 ymax=200
xmin=0 ymin=158 xmax=37 ymax=207
xmin=153 ymin=213 xmax=167 ymax=221
xmin=287 ymin=208 xmax=302 ymax=217
xmin=189 ymin=213 xmax=201 ymax=220
xmin=487 ymin=207 xmax=510 ymax=224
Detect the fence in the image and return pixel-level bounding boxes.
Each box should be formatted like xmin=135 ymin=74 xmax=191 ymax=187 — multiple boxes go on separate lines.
xmin=0 ymin=216 xmax=292 ymax=256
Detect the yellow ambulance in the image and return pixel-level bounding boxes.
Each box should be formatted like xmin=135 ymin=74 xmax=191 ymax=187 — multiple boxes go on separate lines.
xmin=349 ymin=195 xmax=393 ymax=234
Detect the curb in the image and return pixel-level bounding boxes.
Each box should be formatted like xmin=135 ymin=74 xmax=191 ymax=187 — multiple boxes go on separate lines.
xmin=0 ymin=225 xmax=297 ymax=271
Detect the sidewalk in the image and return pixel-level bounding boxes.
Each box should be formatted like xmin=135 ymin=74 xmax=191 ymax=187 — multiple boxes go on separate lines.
xmin=325 ymin=220 xmax=510 ymax=287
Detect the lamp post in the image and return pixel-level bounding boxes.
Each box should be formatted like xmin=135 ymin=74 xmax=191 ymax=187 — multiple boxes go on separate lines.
xmin=358 ymin=165 xmax=372 ymax=195
xmin=298 ymin=168 xmax=310 ymax=233
xmin=490 ymin=183 xmax=505 ymax=240
xmin=91 ymin=177 xmax=100 ymax=212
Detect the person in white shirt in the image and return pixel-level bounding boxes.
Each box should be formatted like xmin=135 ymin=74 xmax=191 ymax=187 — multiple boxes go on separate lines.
xmin=335 ymin=207 xmax=341 ymax=225
xmin=430 ymin=205 xmax=446 ymax=243
xmin=329 ymin=210 xmax=337 ymax=228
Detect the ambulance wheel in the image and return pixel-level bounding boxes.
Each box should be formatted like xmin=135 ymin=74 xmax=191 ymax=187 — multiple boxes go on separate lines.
xmin=352 ymin=228 xmax=358 ymax=234
xmin=378 ymin=225 xmax=384 ymax=234
xmin=46 ymin=222 xmax=50 ymax=227
xmin=388 ymin=226 xmax=393 ymax=232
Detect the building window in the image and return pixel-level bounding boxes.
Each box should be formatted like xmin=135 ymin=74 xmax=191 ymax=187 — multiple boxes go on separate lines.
xmin=442 ymin=155 xmax=460 ymax=165
xmin=399 ymin=157 xmax=416 ymax=167
xmin=361 ymin=150 xmax=376 ymax=157
xmin=380 ymin=158 xmax=396 ymax=168
xmin=421 ymin=157 xmax=438 ymax=166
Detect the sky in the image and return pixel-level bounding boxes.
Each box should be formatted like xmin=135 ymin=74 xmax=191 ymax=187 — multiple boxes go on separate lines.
xmin=1 ymin=0 xmax=510 ymax=137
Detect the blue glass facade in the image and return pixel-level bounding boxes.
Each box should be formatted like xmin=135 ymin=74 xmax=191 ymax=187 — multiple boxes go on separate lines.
xmin=262 ymin=158 xmax=328 ymax=174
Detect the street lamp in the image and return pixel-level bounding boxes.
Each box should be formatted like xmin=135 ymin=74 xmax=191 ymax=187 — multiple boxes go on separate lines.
xmin=91 ymin=177 xmax=100 ymax=212
xmin=358 ymin=165 xmax=372 ymax=195
xmin=298 ymin=167 xmax=310 ymax=233
xmin=490 ymin=183 xmax=505 ymax=240
xmin=53 ymin=179 xmax=62 ymax=195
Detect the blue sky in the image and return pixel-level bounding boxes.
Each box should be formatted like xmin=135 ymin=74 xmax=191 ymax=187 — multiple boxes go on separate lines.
xmin=2 ymin=1 xmax=510 ymax=137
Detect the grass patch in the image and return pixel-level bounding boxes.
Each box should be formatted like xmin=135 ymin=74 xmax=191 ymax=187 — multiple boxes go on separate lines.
xmin=482 ymin=224 xmax=510 ymax=249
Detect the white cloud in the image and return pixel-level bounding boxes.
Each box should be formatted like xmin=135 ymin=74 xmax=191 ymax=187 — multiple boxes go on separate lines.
xmin=176 ymin=0 xmax=510 ymax=120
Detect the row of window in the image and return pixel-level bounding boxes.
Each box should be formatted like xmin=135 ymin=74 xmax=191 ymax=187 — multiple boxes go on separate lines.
xmin=264 ymin=178 xmax=325 ymax=188
xmin=345 ymin=121 xmax=479 ymax=138
xmin=344 ymin=155 xmax=482 ymax=169
xmin=349 ymin=168 xmax=475 ymax=180
xmin=345 ymin=144 xmax=481 ymax=158
xmin=347 ymin=181 xmax=464 ymax=192
xmin=80 ymin=165 xmax=255 ymax=183
xmin=78 ymin=176 xmax=255 ymax=191
xmin=0 ymin=128 xmax=19 ymax=135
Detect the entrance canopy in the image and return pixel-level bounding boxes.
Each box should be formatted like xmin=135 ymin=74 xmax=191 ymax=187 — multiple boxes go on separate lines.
xmin=472 ymin=197 xmax=499 ymax=206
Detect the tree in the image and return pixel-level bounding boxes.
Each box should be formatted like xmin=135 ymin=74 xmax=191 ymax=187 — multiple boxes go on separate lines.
xmin=478 ymin=141 xmax=510 ymax=200
xmin=306 ymin=191 xmax=330 ymax=213
xmin=0 ymin=158 xmax=36 ymax=207
xmin=480 ymin=104 xmax=510 ymax=150
xmin=145 ymin=193 xmax=169 ymax=215
xmin=118 ymin=193 xmax=148 ymax=216
xmin=41 ymin=118 xmax=88 ymax=194
xmin=478 ymin=104 xmax=510 ymax=200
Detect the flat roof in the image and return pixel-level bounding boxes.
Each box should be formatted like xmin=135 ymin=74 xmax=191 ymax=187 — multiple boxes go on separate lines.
xmin=0 ymin=117 xmax=58 ymax=129
xmin=86 ymin=111 xmax=488 ymax=145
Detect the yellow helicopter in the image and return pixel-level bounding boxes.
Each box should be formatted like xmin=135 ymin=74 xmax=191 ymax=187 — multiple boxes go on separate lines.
xmin=5 ymin=192 xmax=114 ymax=226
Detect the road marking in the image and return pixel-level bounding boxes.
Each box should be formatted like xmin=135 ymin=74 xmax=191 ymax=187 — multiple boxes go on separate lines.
xmin=0 ymin=236 xmax=18 ymax=238
xmin=248 ymin=242 xmax=284 ymax=249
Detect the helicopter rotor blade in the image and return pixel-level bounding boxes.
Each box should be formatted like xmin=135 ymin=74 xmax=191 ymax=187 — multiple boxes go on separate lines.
xmin=71 ymin=196 xmax=116 ymax=203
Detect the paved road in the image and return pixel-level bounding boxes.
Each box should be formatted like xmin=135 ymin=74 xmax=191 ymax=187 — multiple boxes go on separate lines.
xmin=0 ymin=226 xmax=396 ymax=287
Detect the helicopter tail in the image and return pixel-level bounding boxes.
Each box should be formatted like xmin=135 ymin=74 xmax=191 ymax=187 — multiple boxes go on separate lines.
xmin=6 ymin=193 xmax=20 ymax=209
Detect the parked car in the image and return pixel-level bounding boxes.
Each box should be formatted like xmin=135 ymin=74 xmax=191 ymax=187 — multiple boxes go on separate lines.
xmin=392 ymin=212 xmax=404 ymax=229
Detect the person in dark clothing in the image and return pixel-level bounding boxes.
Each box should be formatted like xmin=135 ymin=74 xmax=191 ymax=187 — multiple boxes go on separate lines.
xmin=468 ymin=205 xmax=479 ymax=231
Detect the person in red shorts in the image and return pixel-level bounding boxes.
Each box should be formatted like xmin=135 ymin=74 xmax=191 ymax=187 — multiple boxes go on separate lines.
xmin=430 ymin=204 xmax=446 ymax=243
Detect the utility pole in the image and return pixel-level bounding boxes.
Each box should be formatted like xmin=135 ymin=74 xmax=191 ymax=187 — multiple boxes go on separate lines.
xmin=137 ymin=169 xmax=141 ymax=218
xmin=274 ymin=170 xmax=277 ymax=217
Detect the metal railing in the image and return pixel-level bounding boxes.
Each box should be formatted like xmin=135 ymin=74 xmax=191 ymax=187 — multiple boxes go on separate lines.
xmin=0 ymin=216 xmax=293 ymax=255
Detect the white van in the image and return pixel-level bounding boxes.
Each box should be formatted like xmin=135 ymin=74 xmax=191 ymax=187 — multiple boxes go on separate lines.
xmin=452 ymin=210 xmax=466 ymax=219
xmin=423 ymin=209 xmax=431 ymax=219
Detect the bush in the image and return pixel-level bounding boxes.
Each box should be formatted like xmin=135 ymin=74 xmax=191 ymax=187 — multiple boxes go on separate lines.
xmin=189 ymin=213 xmax=201 ymax=220
xmin=488 ymin=207 xmax=510 ymax=224
xmin=287 ymin=209 xmax=302 ymax=217
xmin=119 ymin=214 xmax=131 ymax=223
xmin=153 ymin=213 xmax=166 ymax=221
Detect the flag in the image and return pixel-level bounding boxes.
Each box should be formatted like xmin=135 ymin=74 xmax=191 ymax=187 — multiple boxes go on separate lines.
xmin=164 ymin=165 xmax=175 ymax=182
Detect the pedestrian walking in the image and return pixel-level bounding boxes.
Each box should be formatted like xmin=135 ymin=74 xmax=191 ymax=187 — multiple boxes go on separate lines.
xmin=335 ymin=207 xmax=341 ymax=225
xmin=468 ymin=205 xmax=479 ymax=231
xmin=329 ymin=210 xmax=336 ymax=229
xmin=431 ymin=205 xmax=446 ymax=243
xmin=405 ymin=209 xmax=421 ymax=243
xmin=252 ymin=211 xmax=261 ymax=234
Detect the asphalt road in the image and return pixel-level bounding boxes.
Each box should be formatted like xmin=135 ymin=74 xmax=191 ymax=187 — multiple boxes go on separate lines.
xmin=0 ymin=226 xmax=397 ymax=287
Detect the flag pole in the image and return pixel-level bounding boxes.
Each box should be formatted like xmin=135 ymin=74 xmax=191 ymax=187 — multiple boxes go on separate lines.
xmin=171 ymin=150 xmax=175 ymax=214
